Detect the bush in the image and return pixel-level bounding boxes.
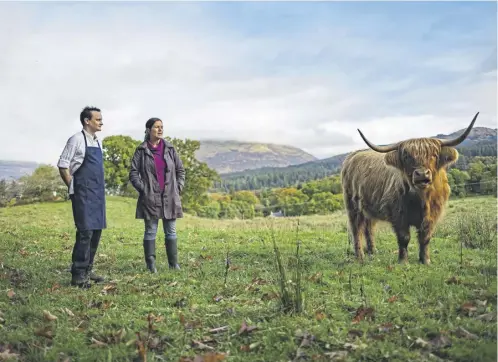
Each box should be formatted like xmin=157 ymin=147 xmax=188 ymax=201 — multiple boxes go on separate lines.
xmin=456 ymin=212 xmax=497 ymax=249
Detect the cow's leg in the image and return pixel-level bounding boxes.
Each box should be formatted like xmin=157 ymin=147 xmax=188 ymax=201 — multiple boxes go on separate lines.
xmin=345 ymin=195 xmax=365 ymax=261
xmin=364 ymin=218 xmax=376 ymax=255
xmin=417 ymin=226 xmax=433 ymax=265
xmin=394 ymin=226 xmax=410 ymax=263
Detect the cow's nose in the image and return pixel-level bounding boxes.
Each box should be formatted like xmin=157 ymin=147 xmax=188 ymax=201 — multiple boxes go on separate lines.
xmin=414 ymin=169 xmax=431 ymax=178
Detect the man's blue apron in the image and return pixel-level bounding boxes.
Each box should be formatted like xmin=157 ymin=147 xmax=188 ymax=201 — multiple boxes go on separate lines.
xmin=71 ymin=131 xmax=107 ymax=231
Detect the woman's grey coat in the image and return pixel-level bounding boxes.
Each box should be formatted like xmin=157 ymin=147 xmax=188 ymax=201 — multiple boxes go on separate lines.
xmin=129 ymin=140 xmax=185 ymax=220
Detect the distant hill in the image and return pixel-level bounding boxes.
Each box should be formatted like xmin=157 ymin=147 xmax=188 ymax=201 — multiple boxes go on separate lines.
xmin=195 ymin=140 xmax=318 ymax=174
xmin=435 ymin=126 xmax=497 ymax=146
xmin=215 ymin=126 xmax=497 ymax=191
xmin=0 ymin=160 xmax=40 ymax=181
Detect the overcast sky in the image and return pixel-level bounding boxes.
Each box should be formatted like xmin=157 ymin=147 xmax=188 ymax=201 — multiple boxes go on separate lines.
xmin=0 ymin=1 xmax=496 ymax=164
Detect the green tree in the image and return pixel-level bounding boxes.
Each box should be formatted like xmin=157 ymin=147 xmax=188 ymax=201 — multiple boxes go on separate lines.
xmin=448 ymin=168 xmax=470 ymax=197
xmin=18 ymin=165 xmax=66 ymax=203
xmin=232 ymin=190 xmax=259 ymax=205
xmin=197 ymin=200 xmax=221 ymax=219
xmin=102 ymin=135 xmax=140 ymax=194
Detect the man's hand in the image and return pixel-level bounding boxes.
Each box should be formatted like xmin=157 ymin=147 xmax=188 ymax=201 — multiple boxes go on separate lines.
xmin=58 ymin=168 xmax=72 ymax=188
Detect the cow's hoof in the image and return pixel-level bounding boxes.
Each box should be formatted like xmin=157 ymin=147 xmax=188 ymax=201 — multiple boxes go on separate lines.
xmin=398 ymin=257 xmax=409 ymax=264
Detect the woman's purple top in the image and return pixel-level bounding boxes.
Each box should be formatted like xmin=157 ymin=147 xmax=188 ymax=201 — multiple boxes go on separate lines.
xmin=147 ymin=139 xmax=166 ymax=192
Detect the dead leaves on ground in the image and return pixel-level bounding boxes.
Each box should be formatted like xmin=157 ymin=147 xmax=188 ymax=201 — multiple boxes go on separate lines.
xmin=458 ymin=299 xmax=494 ymax=320
xmin=178 ymin=352 xmax=226 ymax=362
xmin=100 ymin=283 xmax=118 ymax=295
xmin=351 ymin=306 xmax=375 ymax=324
xmin=0 ymin=345 xmax=19 ymax=362
xmin=35 ymin=325 xmax=55 ymax=339
xmin=89 ymin=328 xmax=128 ymax=348
xmin=412 ymin=333 xmax=452 ymax=351
xmin=43 ymin=310 xmax=57 ymax=321
xmin=245 ymin=277 xmax=268 ymax=292
xmin=294 ymin=329 xmax=364 ymax=361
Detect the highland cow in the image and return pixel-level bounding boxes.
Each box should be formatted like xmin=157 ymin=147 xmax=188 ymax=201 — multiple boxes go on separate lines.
xmin=341 ymin=112 xmax=479 ymax=264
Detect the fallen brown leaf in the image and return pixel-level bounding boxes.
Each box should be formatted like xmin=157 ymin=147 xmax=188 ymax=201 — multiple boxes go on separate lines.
xmin=0 ymin=348 xmax=20 ymax=361
xmin=323 ymin=351 xmax=348 ymax=361
xmin=315 ymin=311 xmax=326 ymax=321
xmin=212 ymin=295 xmax=223 ymax=303
xmin=387 ymin=296 xmax=398 ymax=303
xmin=101 ymin=284 xmax=117 ymax=295
xmin=89 ymin=337 xmax=108 ymax=348
xmin=377 ymin=323 xmax=396 ymax=335
xmin=209 ymin=326 xmax=229 ymax=334
xmin=476 ymin=313 xmax=495 ymax=322
xmin=35 ymin=326 xmax=54 ymax=339
xmin=191 ymin=340 xmax=215 ymax=351
xmin=191 ymin=353 xmax=225 ymax=362
xmin=48 ymin=284 xmax=61 ymax=292
xmin=454 ymin=327 xmax=478 ymax=340
xmin=308 ymin=272 xmax=323 ymax=283
xmin=459 ymin=302 xmax=477 ymax=316
xmin=43 ymin=310 xmax=58 ymax=322
xmin=238 ymin=320 xmax=258 ymax=335
xmin=413 ymin=337 xmax=430 ymax=350
xmin=352 ymin=306 xmax=375 ymax=324
xmin=61 ymin=308 xmax=75 ymax=317
xmin=446 ymin=276 xmax=461 ymax=284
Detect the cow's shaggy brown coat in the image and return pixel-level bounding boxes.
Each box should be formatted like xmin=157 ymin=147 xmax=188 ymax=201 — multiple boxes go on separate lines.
xmin=341 ymin=113 xmax=479 ymax=264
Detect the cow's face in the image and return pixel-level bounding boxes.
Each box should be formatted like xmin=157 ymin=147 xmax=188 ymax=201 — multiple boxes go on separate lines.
xmin=356 ymin=112 xmax=478 ymax=190
xmin=384 ymin=139 xmax=459 ymax=190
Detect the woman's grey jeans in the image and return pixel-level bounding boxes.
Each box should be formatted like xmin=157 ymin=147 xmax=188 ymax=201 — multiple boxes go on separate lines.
xmin=144 ymin=218 xmax=177 ymax=242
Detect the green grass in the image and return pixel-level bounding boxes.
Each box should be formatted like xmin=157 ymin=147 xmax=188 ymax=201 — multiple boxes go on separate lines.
xmin=0 ymin=196 xmax=496 ymax=362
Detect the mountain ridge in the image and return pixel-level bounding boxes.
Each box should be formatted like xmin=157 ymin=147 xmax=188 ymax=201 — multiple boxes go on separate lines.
xmin=195 ymin=139 xmax=318 ymax=174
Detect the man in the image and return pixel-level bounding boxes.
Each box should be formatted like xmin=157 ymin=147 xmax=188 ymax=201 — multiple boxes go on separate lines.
xmin=58 ymin=106 xmax=107 ymax=288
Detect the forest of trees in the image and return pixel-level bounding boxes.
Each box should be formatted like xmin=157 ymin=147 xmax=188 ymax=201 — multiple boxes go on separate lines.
xmin=0 ymin=136 xmax=496 ymax=221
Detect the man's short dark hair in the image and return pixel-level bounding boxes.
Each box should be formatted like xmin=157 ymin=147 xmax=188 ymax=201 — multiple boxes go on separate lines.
xmin=80 ymin=106 xmax=101 ymax=125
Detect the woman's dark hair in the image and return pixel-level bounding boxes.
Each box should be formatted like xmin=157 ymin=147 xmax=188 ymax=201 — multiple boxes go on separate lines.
xmin=144 ymin=118 xmax=162 ymax=141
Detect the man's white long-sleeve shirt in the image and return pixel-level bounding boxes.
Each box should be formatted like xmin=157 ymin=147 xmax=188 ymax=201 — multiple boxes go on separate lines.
xmin=57 ymin=129 xmax=102 ymax=195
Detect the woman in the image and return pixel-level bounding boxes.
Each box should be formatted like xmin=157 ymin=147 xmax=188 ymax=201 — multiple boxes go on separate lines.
xmin=129 ymin=118 xmax=186 ymax=273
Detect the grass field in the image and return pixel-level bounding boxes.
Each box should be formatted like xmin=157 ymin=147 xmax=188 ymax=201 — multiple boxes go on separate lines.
xmin=0 ymin=196 xmax=496 ymax=362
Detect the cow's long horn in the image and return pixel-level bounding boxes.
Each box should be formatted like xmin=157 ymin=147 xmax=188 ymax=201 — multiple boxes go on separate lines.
xmin=357 ymin=129 xmax=398 ymax=153
xmin=439 ymin=112 xmax=479 ymax=147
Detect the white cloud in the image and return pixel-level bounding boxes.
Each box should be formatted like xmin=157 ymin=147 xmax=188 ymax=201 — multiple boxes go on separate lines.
xmin=0 ymin=2 xmax=495 ymax=165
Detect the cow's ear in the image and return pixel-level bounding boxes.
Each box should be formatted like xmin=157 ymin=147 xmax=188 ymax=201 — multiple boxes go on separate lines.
xmin=439 ymin=147 xmax=458 ymax=168
xmin=385 ymin=151 xmax=401 ymax=169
